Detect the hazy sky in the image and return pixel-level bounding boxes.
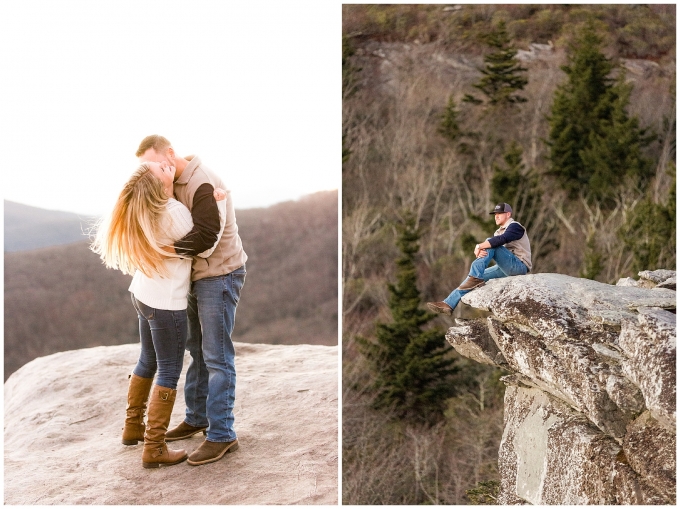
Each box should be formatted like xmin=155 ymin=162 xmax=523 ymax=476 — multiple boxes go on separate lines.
xmin=1 ymin=1 xmax=338 ymax=216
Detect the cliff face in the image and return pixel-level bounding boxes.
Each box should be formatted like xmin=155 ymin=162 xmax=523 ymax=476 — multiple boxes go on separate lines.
xmin=446 ymin=271 xmax=676 ymax=505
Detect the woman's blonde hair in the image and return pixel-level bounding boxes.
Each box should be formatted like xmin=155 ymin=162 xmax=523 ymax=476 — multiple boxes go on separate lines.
xmin=91 ymin=164 xmax=173 ymax=278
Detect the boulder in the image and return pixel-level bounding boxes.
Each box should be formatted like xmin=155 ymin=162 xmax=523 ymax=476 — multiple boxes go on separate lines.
xmin=4 ymin=343 xmax=338 ymax=505
xmin=617 ymin=269 xmax=677 ymax=290
xmin=445 ymin=272 xmax=676 ymax=504
xmin=621 ymin=58 xmax=662 ymax=78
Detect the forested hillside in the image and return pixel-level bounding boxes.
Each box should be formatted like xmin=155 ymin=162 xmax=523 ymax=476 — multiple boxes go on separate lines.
xmin=342 ymin=5 xmax=675 ymax=505
xmin=4 ymin=190 xmax=338 ymax=380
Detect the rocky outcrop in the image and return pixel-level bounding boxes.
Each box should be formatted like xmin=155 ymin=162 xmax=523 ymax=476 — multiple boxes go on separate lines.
xmin=516 ymin=42 xmax=556 ymax=62
xmin=4 ymin=343 xmax=338 ymax=505
xmin=445 ymin=271 xmax=676 ymax=505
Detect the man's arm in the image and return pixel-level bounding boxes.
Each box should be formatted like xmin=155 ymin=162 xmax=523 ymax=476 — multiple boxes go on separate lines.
xmin=487 ymin=223 xmax=525 ymax=248
xmin=173 ymin=183 xmax=221 ymax=256
xmin=474 ymin=223 xmax=525 ymax=256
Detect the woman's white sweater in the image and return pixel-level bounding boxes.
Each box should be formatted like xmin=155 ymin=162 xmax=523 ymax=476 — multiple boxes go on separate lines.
xmin=128 ymin=199 xmax=194 ymax=310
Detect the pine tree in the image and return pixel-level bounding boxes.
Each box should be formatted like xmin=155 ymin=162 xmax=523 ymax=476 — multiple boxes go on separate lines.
xmin=547 ymin=22 xmax=615 ymax=197
xmin=463 ymin=21 xmax=528 ymax=107
xmin=579 ymin=233 xmax=604 ymax=280
xmin=619 ymin=164 xmax=676 ymax=272
xmin=356 ymin=214 xmax=459 ymax=422
xmin=580 ymin=75 xmax=655 ymax=204
xmin=491 ymin=141 xmax=540 ymax=227
xmin=547 ymin=21 xmax=653 ymax=204
xmin=438 ymin=95 xmax=462 ymax=142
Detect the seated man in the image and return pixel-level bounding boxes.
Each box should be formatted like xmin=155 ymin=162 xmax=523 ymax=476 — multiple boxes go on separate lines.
xmin=428 ymin=203 xmax=532 ymax=316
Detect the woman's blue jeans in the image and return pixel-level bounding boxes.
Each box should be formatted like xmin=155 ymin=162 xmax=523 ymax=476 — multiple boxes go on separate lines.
xmin=182 ymin=265 xmax=246 ymax=443
xmin=131 ymin=294 xmax=188 ymax=390
xmin=443 ymin=245 xmax=527 ymax=311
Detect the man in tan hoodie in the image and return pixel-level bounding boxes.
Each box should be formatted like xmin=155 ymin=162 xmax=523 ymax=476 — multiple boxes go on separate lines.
xmin=137 ymin=135 xmax=247 ymax=466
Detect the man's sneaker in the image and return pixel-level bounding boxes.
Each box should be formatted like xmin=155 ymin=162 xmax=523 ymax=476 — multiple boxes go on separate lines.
xmin=457 ymin=276 xmax=485 ymax=291
xmin=427 ymin=302 xmax=454 ymax=316
xmin=165 ymin=421 xmax=208 ymax=442
xmin=187 ymin=439 xmax=239 ymax=466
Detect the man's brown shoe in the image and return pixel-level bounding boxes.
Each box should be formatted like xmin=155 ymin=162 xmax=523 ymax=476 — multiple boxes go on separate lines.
xmin=427 ymin=302 xmax=454 ymax=316
xmin=166 ymin=421 xmax=208 ymax=442
xmin=457 ymin=276 xmax=485 ymax=291
xmin=187 ymin=439 xmax=239 ymax=466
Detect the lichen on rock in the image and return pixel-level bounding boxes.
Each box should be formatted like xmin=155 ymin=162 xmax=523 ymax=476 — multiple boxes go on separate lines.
xmin=445 ymin=271 xmax=676 ymax=505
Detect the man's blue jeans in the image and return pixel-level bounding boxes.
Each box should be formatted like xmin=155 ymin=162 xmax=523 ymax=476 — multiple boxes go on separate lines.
xmin=183 ymin=265 xmax=246 ymax=443
xmin=131 ymin=294 xmax=188 ymax=390
xmin=443 ymin=245 xmax=527 ymax=311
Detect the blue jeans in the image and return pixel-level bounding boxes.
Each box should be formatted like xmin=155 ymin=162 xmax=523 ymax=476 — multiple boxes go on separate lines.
xmin=443 ymin=245 xmax=527 ymax=311
xmin=131 ymin=294 xmax=188 ymax=390
xmin=183 ymin=265 xmax=246 ymax=443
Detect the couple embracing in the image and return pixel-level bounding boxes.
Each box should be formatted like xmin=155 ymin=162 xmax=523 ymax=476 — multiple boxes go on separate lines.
xmin=92 ymin=135 xmax=246 ymax=468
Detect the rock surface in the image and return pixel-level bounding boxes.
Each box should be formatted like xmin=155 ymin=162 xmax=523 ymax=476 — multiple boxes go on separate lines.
xmin=4 ymin=342 xmax=338 ymax=505
xmin=446 ymin=271 xmax=676 ymax=505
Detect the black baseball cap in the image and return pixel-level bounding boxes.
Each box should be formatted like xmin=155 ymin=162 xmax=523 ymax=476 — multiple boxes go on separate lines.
xmin=489 ymin=203 xmax=512 ymax=214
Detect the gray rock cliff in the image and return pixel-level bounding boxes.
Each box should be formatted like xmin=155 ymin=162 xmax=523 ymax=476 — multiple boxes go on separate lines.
xmin=445 ymin=271 xmax=676 ymax=505
xmin=4 ymin=343 xmax=338 ymax=505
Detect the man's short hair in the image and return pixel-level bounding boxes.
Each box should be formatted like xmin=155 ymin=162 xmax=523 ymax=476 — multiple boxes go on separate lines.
xmin=135 ymin=135 xmax=171 ymax=158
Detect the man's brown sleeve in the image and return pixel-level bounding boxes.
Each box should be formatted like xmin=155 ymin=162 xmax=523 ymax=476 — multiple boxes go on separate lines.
xmin=174 ymin=183 xmax=220 ymax=256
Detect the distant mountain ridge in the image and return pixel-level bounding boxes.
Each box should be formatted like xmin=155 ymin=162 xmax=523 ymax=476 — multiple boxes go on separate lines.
xmin=4 ymin=191 xmax=338 ymax=379
xmin=4 ymin=200 xmax=95 ymax=251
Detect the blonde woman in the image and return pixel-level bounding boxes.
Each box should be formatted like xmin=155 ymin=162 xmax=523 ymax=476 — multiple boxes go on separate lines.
xmin=92 ymin=161 xmax=225 ymax=468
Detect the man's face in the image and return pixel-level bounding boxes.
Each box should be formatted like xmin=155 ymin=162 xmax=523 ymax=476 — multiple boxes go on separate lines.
xmin=139 ymin=147 xmax=174 ymax=166
xmin=494 ymin=212 xmax=511 ymax=225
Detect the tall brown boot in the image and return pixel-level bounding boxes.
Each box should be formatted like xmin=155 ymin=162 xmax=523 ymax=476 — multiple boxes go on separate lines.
xmin=142 ymin=385 xmax=188 ymax=468
xmin=122 ymin=373 xmax=154 ymax=445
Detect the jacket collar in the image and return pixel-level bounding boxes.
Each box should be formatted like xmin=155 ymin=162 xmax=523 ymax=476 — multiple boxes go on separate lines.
xmin=497 ymin=218 xmax=516 ymax=232
xmin=175 ymin=155 xmax=202 ymax=185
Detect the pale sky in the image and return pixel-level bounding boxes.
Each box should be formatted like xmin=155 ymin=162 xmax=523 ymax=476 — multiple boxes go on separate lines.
xmin=0 ymin=1 xmax=339 ymax=216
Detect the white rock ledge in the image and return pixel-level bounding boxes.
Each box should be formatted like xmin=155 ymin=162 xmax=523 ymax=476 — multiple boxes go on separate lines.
xmin=4 ymin=342 xmax=338 ymax=505
xmin=446 ymin=272 xmax=676 ymax=505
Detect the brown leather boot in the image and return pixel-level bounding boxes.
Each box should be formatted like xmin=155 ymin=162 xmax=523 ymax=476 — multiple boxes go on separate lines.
xmin=457 ymin=276 xmax=485 ymax=291
xmin=166 ymin=421 xmax=208 ymax=442
xmin=187 ymin=439 xmax=239 ymax=466
xmin=427 ymin=301 xmax=454 ymax=316
xmin=122 ymin=373 xmax=153 ymax=445
xmin=142 ymin=385 xmax=188 ymax=468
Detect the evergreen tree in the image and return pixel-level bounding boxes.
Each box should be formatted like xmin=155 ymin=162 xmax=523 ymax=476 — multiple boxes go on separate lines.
xmin=356 ymin=214 xmax=459 ymax=422
xmin=579 ymin=233 xmax=604 ymax=280
xmin=619 ymin=164 xmax=676 ymax=272
xmin=580 ymin=75 xmax=655 ymax=204
xmin=438 ymin=95 xmax=463 ymax=142
xmin=547 ymin=22 xmax=615 ymax=197
xmin=463 ymin=21 xmax=528 ymax=107
xmin=491 ymin=141 xmax=541 ymax=228
xmin=547 ymin=21 xmax=653 ymax=204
